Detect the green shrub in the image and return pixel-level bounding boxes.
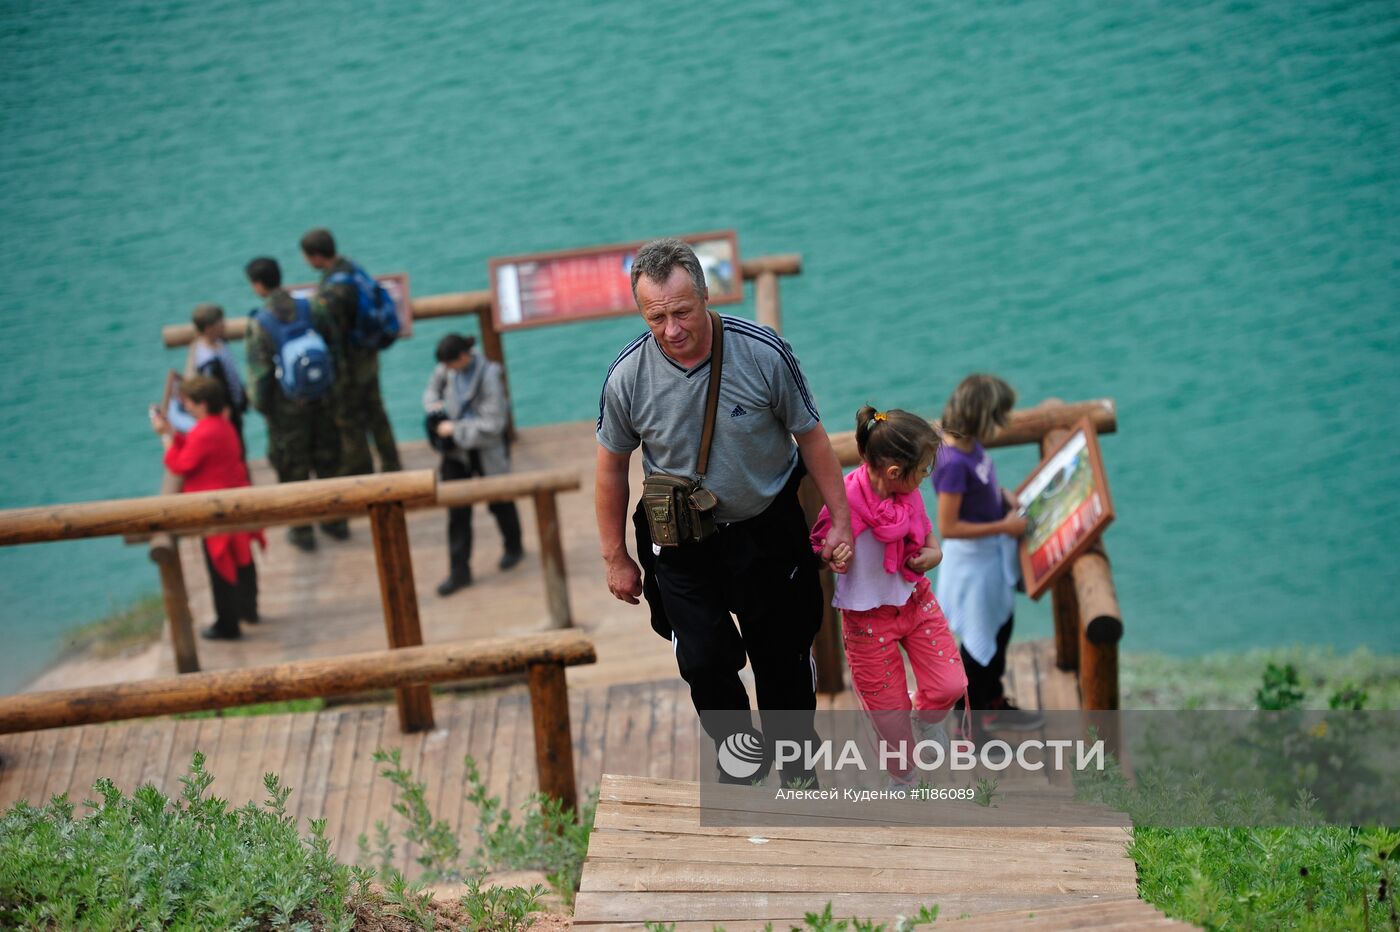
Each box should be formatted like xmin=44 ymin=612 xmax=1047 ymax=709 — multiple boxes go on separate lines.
xmin=0 ymin=751 xmax=367 ymax=930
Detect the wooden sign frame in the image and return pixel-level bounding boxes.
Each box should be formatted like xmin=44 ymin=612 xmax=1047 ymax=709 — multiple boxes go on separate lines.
xmin=287 ymin=272 xmax=414 ymax=339
xmin=488 ymin=230 xmax=743 ymax=333
xmin=1013 ymin=417 xmax=1115 ymax=600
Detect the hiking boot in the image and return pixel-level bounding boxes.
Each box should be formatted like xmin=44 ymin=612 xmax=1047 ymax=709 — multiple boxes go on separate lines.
xmin=200 ymin=624 xmax=241 ymax=641
xmin=320 ymin=520 xmax=350 ymax=541
xmin=436 ymin=574 xmax=472 ymax=597
xmin=980 ymin=697 xmax=1045 ymax=732
xmin=287 ymin=527 xmax=316 ymax=552
xmin=499 ymin=548 xmax=525 ymax=571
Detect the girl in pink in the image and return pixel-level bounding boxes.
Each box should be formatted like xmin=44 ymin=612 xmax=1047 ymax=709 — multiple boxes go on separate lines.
xmin=811 ymin=407 xmax=968 ymax=785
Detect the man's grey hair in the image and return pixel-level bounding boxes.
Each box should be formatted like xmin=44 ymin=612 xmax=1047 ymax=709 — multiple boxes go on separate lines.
xmin=630 ymin=238 xmax=708 ymax=304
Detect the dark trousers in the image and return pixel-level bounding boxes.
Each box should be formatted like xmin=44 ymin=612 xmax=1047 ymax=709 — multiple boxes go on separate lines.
xmin=441 ymin=453 xmax=522 ymax=582
xmin=636 ymin=468 xmax=823 ymax=772
xmin=203 ymin=542 xmax=258 ymax=636
xmin=960 ymin=615 xmax=1014 ymax=709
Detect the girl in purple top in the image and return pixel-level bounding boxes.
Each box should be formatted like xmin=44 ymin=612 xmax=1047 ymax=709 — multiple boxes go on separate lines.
xmin=811 ymin=407 xmax=968 ymax=786
xmin=933 ymin=375 xmax=1042 ymax=731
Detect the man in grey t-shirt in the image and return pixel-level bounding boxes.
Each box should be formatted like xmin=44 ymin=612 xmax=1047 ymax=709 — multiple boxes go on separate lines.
xmin=595 ymin=238 xmax=852 ymax=781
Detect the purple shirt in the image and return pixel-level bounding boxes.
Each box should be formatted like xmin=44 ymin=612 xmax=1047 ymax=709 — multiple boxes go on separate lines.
xmin=932 ymin=442 xmax=1005 ymax=524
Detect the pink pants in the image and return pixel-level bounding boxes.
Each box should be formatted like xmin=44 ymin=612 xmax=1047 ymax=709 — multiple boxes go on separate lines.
xmin=841 ymin=577 xmax=968 ymax=776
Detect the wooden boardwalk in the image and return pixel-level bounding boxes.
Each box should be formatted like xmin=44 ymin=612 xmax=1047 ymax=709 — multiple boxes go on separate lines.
xmin=574 ymin=774 xmax=1189 ymax=929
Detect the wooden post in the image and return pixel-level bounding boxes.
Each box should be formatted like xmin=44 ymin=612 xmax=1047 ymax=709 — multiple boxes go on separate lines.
xmin=1073 ymin=540 xmax=1123 ymax=711
xmin=755 ymin=271 xmax=782 ymax=334
xmin=1050 ymin=576 xmax=1080 ymax=673
xmin=368 ymin=501 xmax=434 ymax=732
xmin=1041 ymin=428 xmax=1079 ymax=672
xmin=797 ymin=477 xmax=844 ymax=695
xmin=533 ymin=490 xmax=572 ymax=629
xmin=149 ymin=534 xmax=199 ymax=674
xmin=527 ymin=660 xmax=578 ymax=813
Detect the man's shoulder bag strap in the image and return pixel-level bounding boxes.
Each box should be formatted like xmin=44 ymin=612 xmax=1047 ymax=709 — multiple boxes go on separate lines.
xmin=694 ymin=310 xmax=724 ymax=482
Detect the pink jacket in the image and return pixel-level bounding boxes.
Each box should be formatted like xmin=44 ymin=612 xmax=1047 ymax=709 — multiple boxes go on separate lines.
xmin=810 ymin=466 xmax=933 ymax=584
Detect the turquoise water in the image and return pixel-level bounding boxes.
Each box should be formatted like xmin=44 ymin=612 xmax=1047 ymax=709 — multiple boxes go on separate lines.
xmin=1 ymin=1 xmax=1397 ymax=692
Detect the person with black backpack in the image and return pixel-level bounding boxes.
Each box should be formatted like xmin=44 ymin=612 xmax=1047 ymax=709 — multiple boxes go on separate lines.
xmin=300 ymin=228 xmax=402 ymax=476
xmin=244 ymin=256 xmax=349 ymax=551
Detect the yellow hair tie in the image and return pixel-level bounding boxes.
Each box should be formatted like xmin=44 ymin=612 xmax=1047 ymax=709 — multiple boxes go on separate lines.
xmin=872 ymin=412 xmax=888 ymax=423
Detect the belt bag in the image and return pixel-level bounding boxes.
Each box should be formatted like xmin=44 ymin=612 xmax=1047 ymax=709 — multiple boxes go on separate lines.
xmin=642 ymin=474 xmax=719 ymax=546
xmin=643 ymin=310 xmax=725 ymax=547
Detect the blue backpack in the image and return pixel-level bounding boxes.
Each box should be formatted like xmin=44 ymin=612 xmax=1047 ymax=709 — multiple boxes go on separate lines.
xmin=254 ymin=298 xmax=335 ymax=401
xmin=327 ymin=263 xmax=400 ymax=351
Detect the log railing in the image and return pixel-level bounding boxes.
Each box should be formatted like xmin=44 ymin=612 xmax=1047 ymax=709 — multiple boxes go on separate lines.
xmin=820 ymin=398 xmax=1123 ymax=710
xmin=0 ymin=471 xmax=443 ymax=730
xmin=0 ymin=632 xmax=596 ymax=810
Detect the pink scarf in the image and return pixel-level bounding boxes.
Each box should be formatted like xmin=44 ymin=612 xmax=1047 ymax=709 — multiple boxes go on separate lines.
xmin=810 ymin=466 xmax=933 ymax=583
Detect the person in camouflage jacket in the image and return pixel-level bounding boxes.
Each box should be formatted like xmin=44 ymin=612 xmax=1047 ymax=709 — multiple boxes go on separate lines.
xmin=299 ymin=228 xmax=402 ymax=475
xmin=244 ymin=256 xmax=349 ymax=551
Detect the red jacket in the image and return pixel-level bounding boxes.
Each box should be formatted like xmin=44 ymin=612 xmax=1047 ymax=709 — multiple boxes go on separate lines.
xmin=164 ymin=415 xmax=264 ymax=581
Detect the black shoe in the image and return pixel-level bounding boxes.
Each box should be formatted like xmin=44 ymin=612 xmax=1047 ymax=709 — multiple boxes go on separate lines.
xmin=242 ymin=610 xmax=260 ymax=624
xmin=499 ymin=548 xmax=524 ymax=571
xmin=436 ymin=575 xmax=472 ymax=597
xmin=981 ymin=697 xmax=1045 ymax=732
xmin=287 ymin=528 xmax=316 ymax=552
xmin=320 ymin=521 xmax=350 ymax=541
xmin=200 ymin=624 xmax=241 ymax=641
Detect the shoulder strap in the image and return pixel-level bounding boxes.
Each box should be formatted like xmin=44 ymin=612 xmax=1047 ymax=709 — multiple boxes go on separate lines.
xmin=695 ymin=311 xmax=724 ymax=481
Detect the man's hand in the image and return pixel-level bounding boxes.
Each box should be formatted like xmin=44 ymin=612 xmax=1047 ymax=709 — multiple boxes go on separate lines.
xmin=819 ymin=524 xmax=855 ymax=574
xmin=435 ymin=419 xmax=455 ymax=439
xmin=605 ymin=554 xmax=643 ymax=604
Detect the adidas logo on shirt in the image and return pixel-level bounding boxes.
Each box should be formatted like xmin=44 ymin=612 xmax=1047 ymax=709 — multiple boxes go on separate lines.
xmin=730 ymin=404 xmax=748 ymax=418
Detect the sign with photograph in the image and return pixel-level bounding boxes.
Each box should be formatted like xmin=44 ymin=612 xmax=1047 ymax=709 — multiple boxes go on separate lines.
xmin=489 ymin=230 xmax=742 ymax=332
xmin=287 ymin=272 xmax=413 ymax=339
xmin=1014 ymin=419 xmax=1115 ymax=600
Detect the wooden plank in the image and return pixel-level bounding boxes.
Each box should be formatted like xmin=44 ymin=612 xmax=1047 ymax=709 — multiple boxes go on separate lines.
xmin=337 ymin=708 xmax=387 ymax=865
xmin=388 ymin=717 xmax=432 ymax=877
xmin=0 ymin=730 xmax=37 ymax=806
xmin=485 ymin=689 xmax=523 ymax=810
xmin=507 ymin=690 xmax=539 ymax=811
xmin=582 ymin=831 xmax=1132 ymax=872
xmin=647 ymin=679 xmax=676 ymax=781
xmin=1006 ymin=642 xmax=1041 ymax=711
xmin=226 ymin=712 xmax=273 ymax=808
xmin=296 ymin=709 xmax=346 ymax=827
xmin=277 ymin=710 xmax=320 ymax=823
xmin=572 ymin=890 xmax=1104 ymax=925
xmin=455 ymin=689 xmax=501 ymax=841
xmin=318 ymin=709 xmax=366 ymax=859
xmin=136 ymin=716 xmax=179 ymax=796
xmin=3 ymin=729 xmax=44 ymax=807
xmin=572 ymin=687 xmax=605 ymax=795
xmin=256 ymin=712 xmax=296 ymax=805
xmin=437 ymin=692 xmax=486 ymax=841
xmin=160 ymin=718 xmax=207 ymax=802
xmin=38 ymin=725 xmax=84 ymax=805
xmin=578 ymin=857 xmax=1126 ymax=897
xmin=63 ymin=725 xmax=110 ymax=809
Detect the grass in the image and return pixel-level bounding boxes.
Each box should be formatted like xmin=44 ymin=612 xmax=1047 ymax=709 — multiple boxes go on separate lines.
xmin=59 ymin=592 xmax=166 ymax=659
xmin=1094 ymin=659 xmax=1400 ymax=930
xmin=1121 ymin=645 xmax=1400 ymax=710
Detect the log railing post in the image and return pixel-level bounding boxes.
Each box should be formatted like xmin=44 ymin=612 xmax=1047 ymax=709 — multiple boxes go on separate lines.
xmin=532 ymin=490 xmax=572 ymax=629
xmin=368 ymin=500 xmax=434 ymax=732
xmin=527 ymin=660 xmax=578 ymax=813
xmin=797 ymin=477 xmax=843 ymax=695
xmin=1041 ymin=425 xmax=1121 ymax=709
xmin=754 ymin=271 xmax=782 ymax=334
xmin=149 ymin=533 xmax=199 ymax=674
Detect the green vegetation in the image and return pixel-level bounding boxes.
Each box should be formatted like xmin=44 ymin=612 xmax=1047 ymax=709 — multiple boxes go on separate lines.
xmin=357 ymin=748 xmax=595 ymax=909
xmin=1084 ymin=660 xmax=1400 ymax=930
xmin=643 ymin=902 xmax=939 ymax=932
xmin=1 ymin=749 xmax=591 ymax=930
xmin=1121 ymin=646 xmax=1400 ymax=710
xmin=60 ymin=592 xmax=165 ymax=658
xmin=175 ymin=698 xmax=326 ymax=719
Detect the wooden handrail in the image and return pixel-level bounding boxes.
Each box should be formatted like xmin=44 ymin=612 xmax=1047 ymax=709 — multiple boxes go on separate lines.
xmin=0 ymin=632 xmax=595 ymax=734
xmin=830 ymin=398 xmax=1115 ymax=465
xmin=159 ymin=254 xmax=805 ymax=348
xmin=0 ymin=471 xmax=436 ymax=546
xmin=435 ymin=468 xmax=579 ymax=507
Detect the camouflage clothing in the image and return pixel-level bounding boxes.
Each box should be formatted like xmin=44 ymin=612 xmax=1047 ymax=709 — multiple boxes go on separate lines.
xmin=246 ymin=288 xmax=347 ymax=539
xmin=318 ymin=256 xmax=402 ymax=474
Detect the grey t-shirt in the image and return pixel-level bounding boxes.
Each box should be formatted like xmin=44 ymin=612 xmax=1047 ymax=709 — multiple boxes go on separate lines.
xmin=596 ymin=314 xmax=821 ymax=522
